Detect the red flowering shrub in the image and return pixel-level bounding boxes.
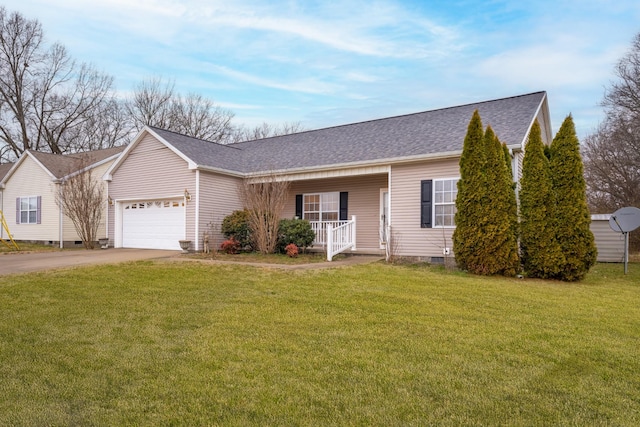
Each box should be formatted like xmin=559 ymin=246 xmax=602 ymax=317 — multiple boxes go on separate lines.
xmin=220 ymin=236 xmax=241 ymax=254
xmin=285 ymin=243 xmax=299 ymax=258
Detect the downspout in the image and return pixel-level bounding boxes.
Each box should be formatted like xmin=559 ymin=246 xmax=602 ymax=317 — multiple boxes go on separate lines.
xmin=195 ymin=170 xmax=200 ymax=252
xmin=0 ymin=186 xmax=3 ymax=239
xmin=58 ymin=181 xmax=64 ymax=249
xmin=105 ymin=188 xmax=109 ymax=244
xmin=387 ymin=165 xmax=392 ymax=228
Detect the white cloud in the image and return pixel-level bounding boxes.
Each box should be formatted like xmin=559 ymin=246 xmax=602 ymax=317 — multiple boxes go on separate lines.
xmin=477 ymin=43 xmax=622 ymax=88
xmin=205 ymin=64 xmax=340 ymax=95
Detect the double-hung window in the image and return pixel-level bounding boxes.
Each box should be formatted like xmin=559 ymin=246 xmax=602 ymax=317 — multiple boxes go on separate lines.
xmin=296 ymin=192 xmax=348 ymax=222
xmin=421 ymin=178 xmax=458 ymax=228
xmin=303 ymin=192 xmax=339 ymax=222
xmin=17 ymin=196 xmax=41 ymax=224
xmin=434 ymin=179 xmax=458 ymax=227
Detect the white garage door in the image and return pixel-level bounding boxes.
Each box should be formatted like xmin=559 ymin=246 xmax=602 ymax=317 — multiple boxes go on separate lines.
xmin=122 ymin=199 xmax=185 ymax=250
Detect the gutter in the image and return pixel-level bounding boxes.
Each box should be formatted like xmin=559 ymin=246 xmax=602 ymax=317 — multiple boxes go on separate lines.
xmin=195 ymin=150 xmax=463 ymax=179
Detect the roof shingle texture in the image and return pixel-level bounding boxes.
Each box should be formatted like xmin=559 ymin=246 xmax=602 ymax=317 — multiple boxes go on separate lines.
xmin=0 ymin=162 xmax=13 ymax=181
xmin=29 ymin=146 xmax=126 ymax=179
xmin=153 ymin=91 xmax=545 ymax=174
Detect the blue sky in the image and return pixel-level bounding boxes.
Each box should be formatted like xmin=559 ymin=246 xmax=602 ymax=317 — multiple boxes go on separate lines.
xmin=4 ymin=0 xmax=640 ymax=140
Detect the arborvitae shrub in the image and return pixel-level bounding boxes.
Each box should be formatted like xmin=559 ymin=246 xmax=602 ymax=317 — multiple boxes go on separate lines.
xmin=453 ymin=110 xmax=487 ymax=272
xmin=519 ymin=120 xmax=565 ymax=278
xmin=476 ymin=128 xmax=519 ymax=276
xmin=549 ymin=115 xmax=597 ymax=281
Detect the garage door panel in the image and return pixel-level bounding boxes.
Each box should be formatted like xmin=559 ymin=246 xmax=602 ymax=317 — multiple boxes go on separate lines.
xmin=122 ymin=200 xmax=185 ymax=250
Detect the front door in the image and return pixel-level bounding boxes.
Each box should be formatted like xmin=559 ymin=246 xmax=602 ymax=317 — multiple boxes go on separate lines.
xmin=380 ymin=189 xmax=389 ymax=248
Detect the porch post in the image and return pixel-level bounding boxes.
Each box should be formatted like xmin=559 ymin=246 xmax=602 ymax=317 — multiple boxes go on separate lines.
xmin=351 ymin=215 xmax=356 ymax=251
xmin=327 ymin=223 xmax=333 ymax=261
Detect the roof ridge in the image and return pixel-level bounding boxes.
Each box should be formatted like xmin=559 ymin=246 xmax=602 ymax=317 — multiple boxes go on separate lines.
xmin=149 ymin=125 xmax=244 ymax=151
xmin=229 ymin=91 xmax=547 ymax=145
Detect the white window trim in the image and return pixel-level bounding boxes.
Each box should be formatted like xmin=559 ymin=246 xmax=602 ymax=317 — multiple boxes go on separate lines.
xmin=432 ymin=177 xmax=459 ymax=229
xmin=18 ymin=195 xmax=39 ymax=225
xmin=302 ymin=192 xmax=340 ymax=222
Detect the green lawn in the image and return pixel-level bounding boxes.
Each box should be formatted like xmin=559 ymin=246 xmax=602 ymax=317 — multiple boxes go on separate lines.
xmin=0 ymin=241 xmax=60 ymax=253
xmin=1 ymin=261 xmax=639 ymax=425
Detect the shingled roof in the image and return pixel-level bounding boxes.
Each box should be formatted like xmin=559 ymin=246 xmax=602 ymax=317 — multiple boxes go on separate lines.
xmin=0 ymin=162 xmax=13 ymax=181
xmin=2 ymin=145 xmax=127 ymax=185
xmin=146 ymin=91 xmax=547 ymax=175
xmin=29 ymin=146 xmax=127 ymax=179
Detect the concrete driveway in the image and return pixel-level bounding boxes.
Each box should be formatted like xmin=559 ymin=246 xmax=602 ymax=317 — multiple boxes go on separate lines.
xmin=0 ymin=249 xmax=180 ymax=276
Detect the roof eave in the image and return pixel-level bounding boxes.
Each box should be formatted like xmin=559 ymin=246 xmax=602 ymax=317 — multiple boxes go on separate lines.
xmin=244 ymin=150 xmax=463 ymax=178
xmin=194 ymin=164 xmax=246 ymax=177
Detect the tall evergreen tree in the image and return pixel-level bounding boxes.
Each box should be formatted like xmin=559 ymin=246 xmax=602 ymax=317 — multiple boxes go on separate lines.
xmin=502 ymin=143 xmax=513 ymax=181
xmin=549 ymin=115 xmax=597 ymax=281
xmin=476 ymin=127 xmax=520 ymax=275
xmin=453 ymin=112 xmax=518 ymax=275
xmin=453 ymin=110 xmax=486 ymax=272
xmin=519 ymin=120 xmax=565 ymax=278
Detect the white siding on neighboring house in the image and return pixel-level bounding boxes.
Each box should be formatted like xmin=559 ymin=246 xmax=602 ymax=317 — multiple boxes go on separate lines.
xmin=107 ymin=133 xmax=196 ymax=248
xmin=390 ymin=158 xmax=460 ymax=259
xmin=1 ymin=156 xmax=59 ymax=241
xmin=591 ymin=214 xmax=626 ymax=262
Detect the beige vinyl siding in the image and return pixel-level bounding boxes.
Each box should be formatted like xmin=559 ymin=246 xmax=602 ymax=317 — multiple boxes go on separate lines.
xmin=108 ymin=133 xmax=196 ymax=243
xmin=285 ymin=174 xmax=388 ymax=252
xmin=590 ymin=217 xmax=625 ymax=262
xmin=390 ymin=158 xmax=460 ymax=258
xmin=197 ymin=171 xmax=243 ymax=250
xmin=2 ymin=156 xmax=60 ymax=241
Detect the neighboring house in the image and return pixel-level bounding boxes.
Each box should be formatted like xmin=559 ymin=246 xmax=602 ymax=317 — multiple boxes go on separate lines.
xmin=0 ymin=162 xmax=14 ymax=239
xmin=105 ymin=91 xmax=552 ymax=260
xmin=0 ymin=147 xmax=126 ymax=247
xmin=590 ymin=214 xmax=626 ymax=262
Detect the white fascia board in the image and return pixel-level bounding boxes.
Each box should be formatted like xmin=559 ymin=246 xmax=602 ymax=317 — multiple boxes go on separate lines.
xmin=103 ymin=130 xmax=146 ymax=181
xmin=520 ymin=91 xmax=550 ymax=149
xmin=103 ymin=126 xmax=197 ymax=181
xmin=145 ymin=127 xmax=198 ymax=168
xmin=193 ymin=164 xmax=245 ymax=178
xmin=244 ymin=150 xmax=462 ymax=179
xmin=63 ymin=152 xmax=123 ymax=181
xmin=1 ymin=150 xmax=57 ymax=185
xmin=197 ymin=151 xmax=461 ymax=182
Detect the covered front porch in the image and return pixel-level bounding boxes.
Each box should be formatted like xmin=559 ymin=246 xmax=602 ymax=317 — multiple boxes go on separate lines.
xmin=282 ymin=168 xmax=390 ymax=260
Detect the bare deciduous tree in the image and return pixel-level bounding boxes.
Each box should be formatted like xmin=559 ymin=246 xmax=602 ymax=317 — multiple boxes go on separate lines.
xmin=583 ymin=112 xmax=640 ymax=212
xmin=239 ymin=175 xmax=290 ymax=254
xmin=0 ymin=7 xmax=122 ymax=161
xmin=584 ymin=31 xmax=640 ymax=250
xmin=127 ymin=77 xmax=236 ymax=143
xmin=603 ymin=33 xmax=640 ymax=115
xmin=231 ymin=121 xmax=306 ymax=142
xmin=55 ymin=158 xmax=104 ymax=249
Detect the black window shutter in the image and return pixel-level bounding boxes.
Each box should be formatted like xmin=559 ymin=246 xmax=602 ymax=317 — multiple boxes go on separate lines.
xmin=420 ymin=180 xmax=432 ymax=228
xmin=295 ymin=194 xmax=303 ymax=219
xmin=16 ymin=197 xmax=20 ymax=224
xmin=339 ymin=192 xmax=348 ymax=221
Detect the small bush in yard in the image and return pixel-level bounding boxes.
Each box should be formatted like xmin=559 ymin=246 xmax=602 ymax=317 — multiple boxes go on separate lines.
xmin=221 ymin=209 xmax=252 ymax=250
xmin=220 ymin=236 xmax=241 ymax=254
xmin=277 ymin=218 xmax=315 ymax=253
xmin=285 ymin=243 xmax=299 ymax=258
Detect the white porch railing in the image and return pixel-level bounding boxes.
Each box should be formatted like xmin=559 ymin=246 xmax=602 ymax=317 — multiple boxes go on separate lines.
xmin=309 ymin=215 xmax=356 ymax=261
